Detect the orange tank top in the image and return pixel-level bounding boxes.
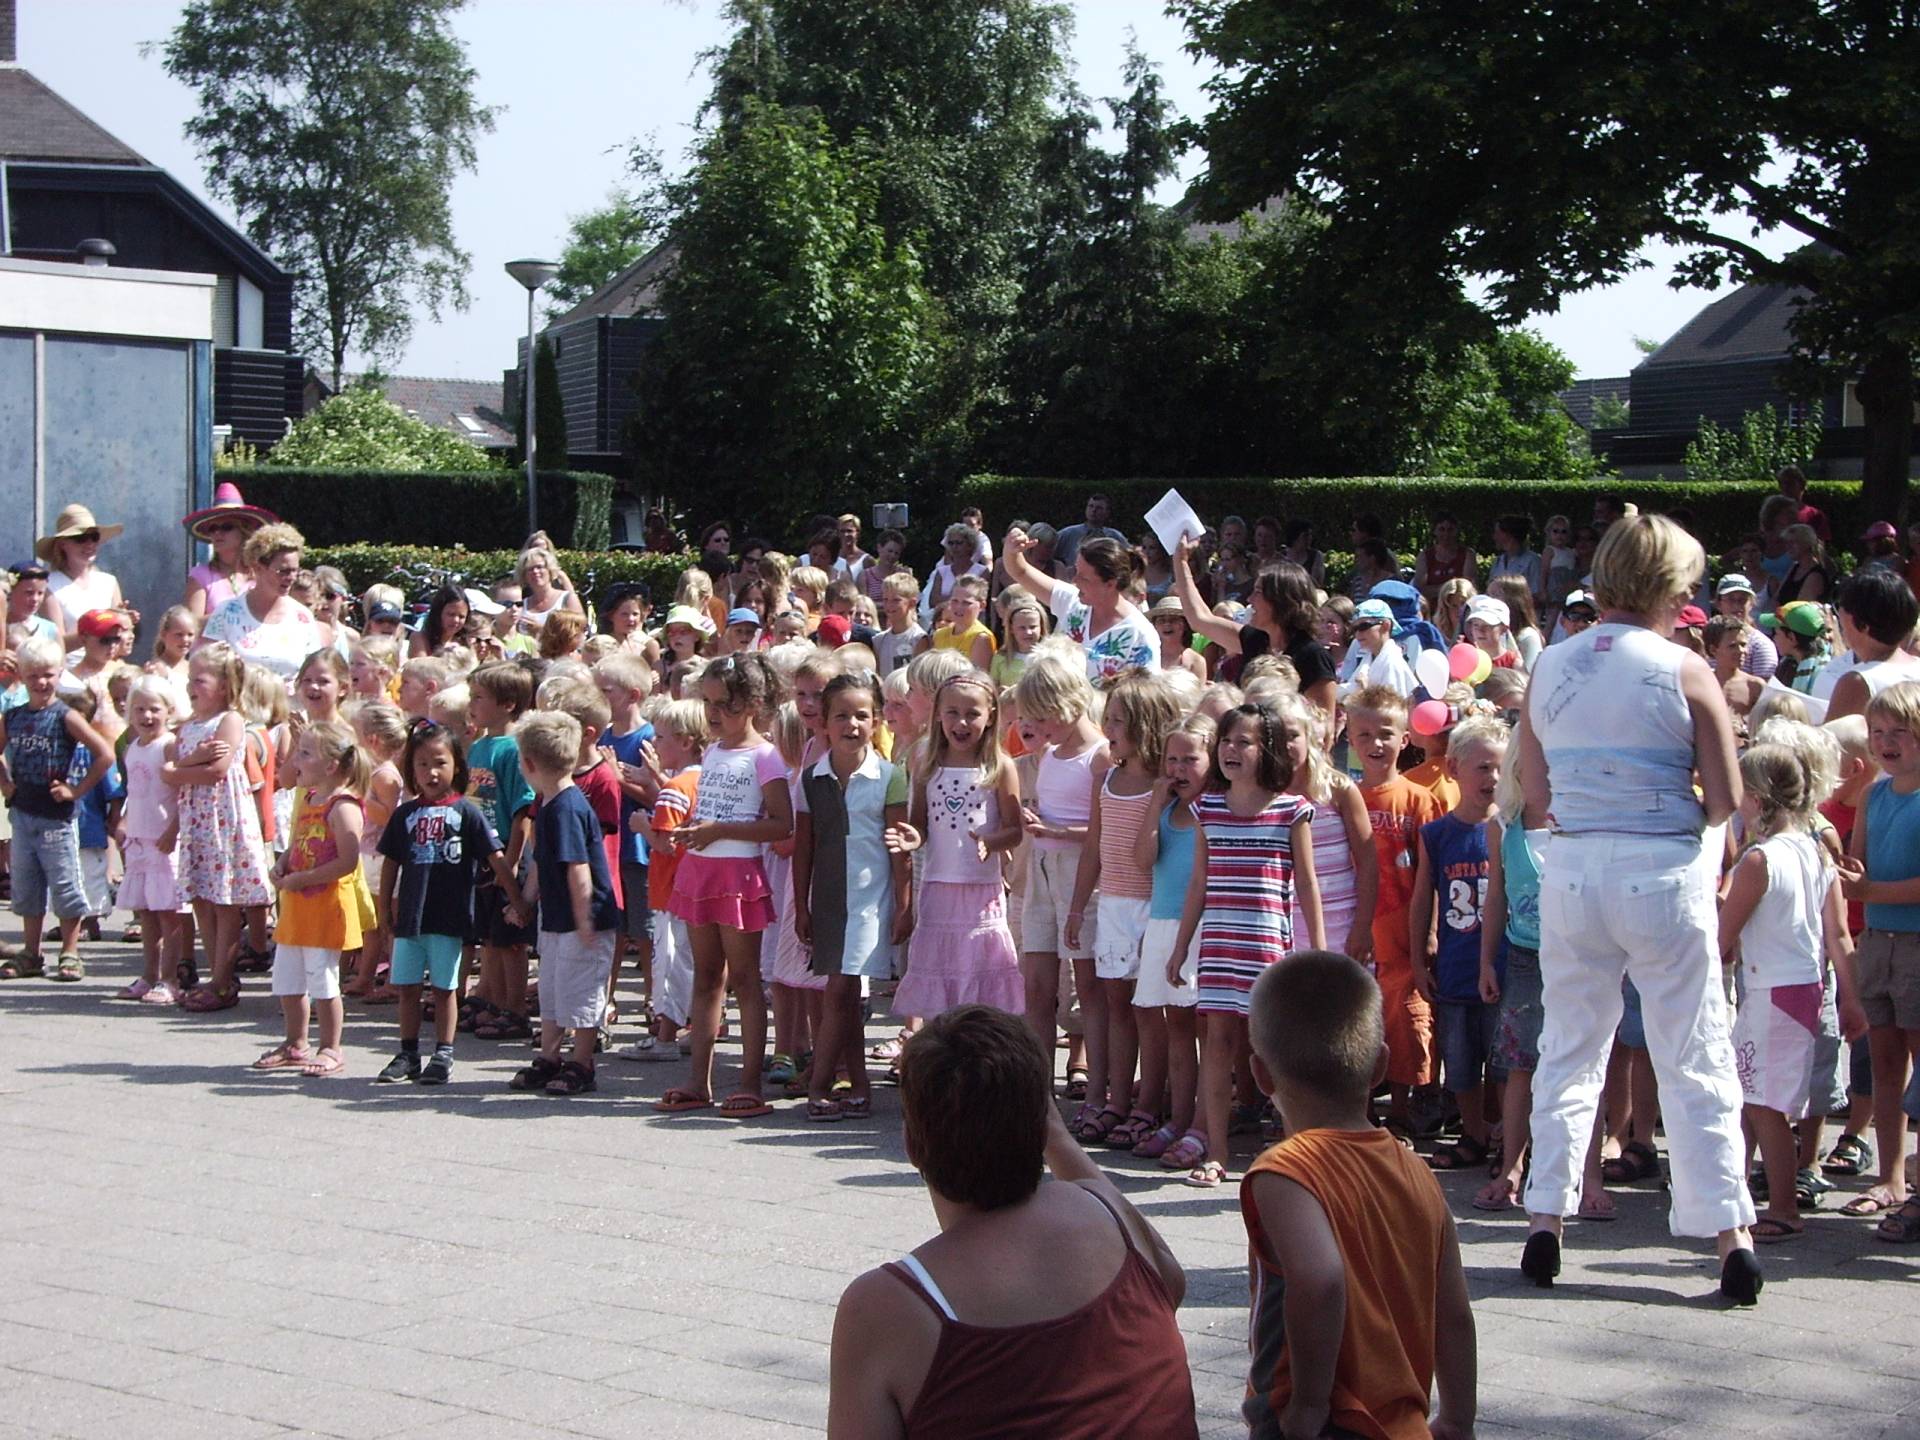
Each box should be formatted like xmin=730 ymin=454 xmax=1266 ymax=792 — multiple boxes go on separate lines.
xmin=1241 ymin=1127 xmax=1449 ymax=1440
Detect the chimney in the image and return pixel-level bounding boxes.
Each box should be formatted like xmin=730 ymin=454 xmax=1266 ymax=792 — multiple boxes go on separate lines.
xmin=1 ymin=0 xmax=16 ymax=64
xmin=76 ymin=238 xmax=114 ymax=267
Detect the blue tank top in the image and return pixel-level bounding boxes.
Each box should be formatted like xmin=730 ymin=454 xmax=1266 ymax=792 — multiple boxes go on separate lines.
xmin=1501 ymin=822 xmax=1546 ymax=950
xmin=1865 ymin=778 xmax=1920 ymax=933
xmin=1149 ymin=802 xmax=1196 ymax=920
xmin=4 ymin=699 xmax=76 ymax=820
xmin=1420 ymin=812 xmax=1499 ymax=1001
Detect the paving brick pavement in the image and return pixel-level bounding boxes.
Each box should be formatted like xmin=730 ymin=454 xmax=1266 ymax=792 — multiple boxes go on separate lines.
xmin=2 ymin=936 xmax=1919 ymax=1438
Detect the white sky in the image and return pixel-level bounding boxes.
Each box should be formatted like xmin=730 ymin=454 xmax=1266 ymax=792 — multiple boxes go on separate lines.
xmin=18 ymin=0 xmax=1769 ymax=384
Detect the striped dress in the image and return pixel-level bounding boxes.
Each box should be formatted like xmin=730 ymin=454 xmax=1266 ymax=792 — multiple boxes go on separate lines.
xmin=1292 ymin=798 xmax=1355 ymax=953
xmin=1194 ymin=790 xmax=1314 ymax=1016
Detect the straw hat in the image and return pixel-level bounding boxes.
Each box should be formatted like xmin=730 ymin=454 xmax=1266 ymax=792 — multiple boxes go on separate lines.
xmin=181 ymin=481 xmax=278 ymax=541
xmin=35 ymin=503 xmax=124 ymax=563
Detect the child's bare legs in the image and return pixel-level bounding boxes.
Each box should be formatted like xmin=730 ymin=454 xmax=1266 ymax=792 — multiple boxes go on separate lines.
xmin=278 ymin=993 xmax=310 ymax=1050
xmin=1072 ymin=957 xmax=1108 ymax=1111
xmin=1200 ymin=1012 xmax=1247 ymax=1168
xmin=500 ymin=942 xmax=529 ymax=1015
xmin=802 ymin=988 xmax=823 ymax=1060
xmin=1746 ymin=1105 xmax=1801 ymax=1230
xmin=1135 ymin=1005 xmax=1169 ymax=1121
xmin=721 ymin=927 xmax=767 ymax=1098
xmin=197 ymin=902 xmax=241 ymax=992
xmin=1480 ymin=1067 xmax=1532 ymax=1205
xmin=771 ymin=981 xmax=799 ymax=1061
xmin=810 ymin=975 xmax=868 ymax=1107
xmin=1103 ymin=977 xmax=1138 ymax=1118
xmin=685 ymin=924 xmax=728 ymax=1100
xmin=137 ymin=910 xmax=164 ymax=984
xmin=1021 ymin=950 xmax=1061 ymax=1053
xmin=1866 ymin=1024 xmax=1912 ymax=1202
xmin=312 ymin=994 xmax=343 ymax=1057
xmin=1166 ymin=1006 xmax=1200 ymax=1136
xmin=245 ymin=904 xmax=270 ymax=956
xmin=398 ymin=984 xmax=425 ymax=1046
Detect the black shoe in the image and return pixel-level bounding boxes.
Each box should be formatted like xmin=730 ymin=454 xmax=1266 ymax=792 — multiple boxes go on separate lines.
xmin=1720 ymin=1248 xmax=1763 ymax=1306
xmin=376 ymin=1052 xmax=420 ymax=1084
xmin=1520 ymin=1230 xmax=1561 ymax=1288
xmin=417 ymin=1054 xmax=452 ymax=1086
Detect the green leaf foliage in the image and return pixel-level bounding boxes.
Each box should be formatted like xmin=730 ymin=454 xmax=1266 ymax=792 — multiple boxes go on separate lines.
xmin=1684 ymin=403 xmax=1824 ymax=485
xmin=1412 ymin=331 xmax=1603 ymax=483
xmin=228 ymin=467 xmax=612 ymax=551
xmin=269 ymin=388 xmax=504 ymax=472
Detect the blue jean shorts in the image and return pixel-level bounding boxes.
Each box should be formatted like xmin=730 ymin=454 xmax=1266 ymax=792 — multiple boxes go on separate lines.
xmin=1435 ymin=998 xmax=1505 ymax=1092
xmin=390 ymin=933 xmax=463 ymax=990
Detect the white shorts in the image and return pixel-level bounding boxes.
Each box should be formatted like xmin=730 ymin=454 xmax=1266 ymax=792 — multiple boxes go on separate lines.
xmin=1133 ymin=917 xmax=1198 ymax=1009
xmin=652 ymin=909 xmax=693 ymax=1028
xmin=1733 ymin=980 xmax=1821 ymax=1120
xmin=271 ymin=944 xmax=342 ymax=1001
xmin=79 ymin=847 xmax=114 ymax=918
xmin=1092 ymin=895 xmax=1150 ymax=981
xmin=1022 ymin=847 xmax=1094 ymax=960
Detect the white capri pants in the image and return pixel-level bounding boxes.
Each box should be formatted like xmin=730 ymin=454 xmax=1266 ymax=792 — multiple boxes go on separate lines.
xmin=1525 ymin=831 xmax=1756 ymax=1238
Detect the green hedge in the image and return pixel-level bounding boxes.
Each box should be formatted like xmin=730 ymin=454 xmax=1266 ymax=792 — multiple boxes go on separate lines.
xmin=957 ymin=475 xmax=1867 ymax=551
xmin=307 ymin=544 xmax=695 ymax=610
xmin=226 ymin=469 xmax=614 ymax=552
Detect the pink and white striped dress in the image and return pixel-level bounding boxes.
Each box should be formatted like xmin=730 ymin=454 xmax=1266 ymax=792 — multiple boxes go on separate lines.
xmin=1194 ymin=790 xmax=1314 ymax=1017
xmin=1292 ymin=797 xmax=1356 ymax=952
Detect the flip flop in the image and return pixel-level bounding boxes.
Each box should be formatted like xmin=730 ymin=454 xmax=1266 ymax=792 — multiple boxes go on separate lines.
xmin=1472 ymin=1178 xmax=1521 ymax=1211
xmin=1752 ymin=1216 xmax=1804 ymax=1244
xmin=654 ymin=1088 xmax=714 ymax=1114
xmin=300 ymin=1048 xmax=346 ymax=1078
xmin=1577 ymin=1193 xmax=1617 ymax=1222
xmin=251 ymin=1044 xmax=311 ymax=1071
xmin=717 ymin=1093 xmax=773 ymax=1118
xmin=841 ymin=1096 xmax=872 ymax=1119
xmin=806 ymin=1098 xmax=844 ymax=1123
xmin=1841 ymin=1186 xmax=1903 ymax=1217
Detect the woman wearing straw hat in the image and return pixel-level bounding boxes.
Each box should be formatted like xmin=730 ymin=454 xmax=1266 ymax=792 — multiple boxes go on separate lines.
xmin=36 ymin=503 xmax=129 ymax=650
xmin=182 ymin=482 xmax=278 ymax=619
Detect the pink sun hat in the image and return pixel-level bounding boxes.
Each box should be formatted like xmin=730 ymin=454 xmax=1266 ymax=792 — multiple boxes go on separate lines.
xmin=182 ymin=481 xmax=278 ymax=541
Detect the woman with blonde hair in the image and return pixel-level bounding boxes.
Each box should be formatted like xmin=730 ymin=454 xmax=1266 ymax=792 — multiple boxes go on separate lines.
xmin=515 ymin=545 xmax=582 ymax=638
xmin=197 ymin=523 xmax=324 ymax=686
xmin=37 ymin=503 xmax=131 ymax=648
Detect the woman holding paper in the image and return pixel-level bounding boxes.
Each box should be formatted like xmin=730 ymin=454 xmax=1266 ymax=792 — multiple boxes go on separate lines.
xmin=1168 ymin=536 xmax=1338 ymax=715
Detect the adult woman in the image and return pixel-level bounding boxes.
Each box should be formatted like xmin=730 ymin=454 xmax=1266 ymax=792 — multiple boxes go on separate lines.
xmin=698 ymin=520 xmax=734 ymax=564
xmin=37 ymin=503 xmax=130 ymax=647
xmin=1282 ymin=519 xmax=1327 ymax=591
xmin=1170 ymin=538 xmax=1337 ymax=714
xmin=1755 ymin=493 xmax=1799 ymax=595
xmin=1517 ymin=514 xmax=1759 ymax=1302
xmin=1137 ymin=532 xmax=1175 ymax=604
xmin=1775 ymin=523 xmax=1831 ymax=607
xmin=1251 ymin=515 xmax=1283 ymax=568
xmin=515 ymin=545 xmax=582 ymax=638
xmin=1344 ymin=538 xmax=1398 ymax=604
xmin=310 ymin=566 xmax=358 ymax=648
xmin=859 ymin=529 xmax=910 ymax=605
xmin=1413 ymin=514 xmax=1477 ymax=610
xmin=925 ymin=522 xmax=990 ymax=622
xmin=1001 ymin=532 xmax=1157 ymax=687
xmin=828 ymin=1006 xmax=1195 ymax=1439
xmin=410 ymin=585 xmax=470 ymax=658
xmin=197 ymin=523 xmax=324 ymax=684
xmin=1210 ymin=543 xmax=1254 ymax=604
xmin=182 ymin=482 xmax=276 ymax=619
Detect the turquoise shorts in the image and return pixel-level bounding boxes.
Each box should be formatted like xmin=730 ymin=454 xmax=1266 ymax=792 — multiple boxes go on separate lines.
xmin=390 ymin=933 xmax=463 ymax=991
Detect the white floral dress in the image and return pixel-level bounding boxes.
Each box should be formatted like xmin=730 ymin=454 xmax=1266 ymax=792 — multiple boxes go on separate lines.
xmin=174 ymin=715 xmax=272 ymax=906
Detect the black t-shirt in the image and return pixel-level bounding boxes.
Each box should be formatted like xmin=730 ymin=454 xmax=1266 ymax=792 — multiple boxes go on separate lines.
xmin=535 ymin=784 xmax=620 ymax=933
xmin=1229 ymin=624 xmax=1337 ymax=693
xmin=377 ymin=797 xmax=501 ymax=938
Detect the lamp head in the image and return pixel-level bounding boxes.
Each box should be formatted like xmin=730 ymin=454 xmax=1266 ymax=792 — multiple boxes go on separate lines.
xmin=505 ymin=259 xmax=560 ymax=291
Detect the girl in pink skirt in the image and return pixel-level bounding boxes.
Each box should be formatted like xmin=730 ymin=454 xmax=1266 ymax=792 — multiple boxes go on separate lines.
xmin=117 ymin=675 xmax=190 ymax=1003
xmin=890 ymin=671 xmax=1024 ymax=1018
xmin=659 ymin=652 xmax=793 ymax=1118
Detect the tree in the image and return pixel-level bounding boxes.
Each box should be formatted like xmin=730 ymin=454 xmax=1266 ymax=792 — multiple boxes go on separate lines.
xmin=630 ymin=101 xmax=949 ymax=530
xmin=1412 ymin=330 xmax=1601 ymax=483
xmin=514 ymin=337 xmax=570 ymax=469
xmin=1177 ymin=0 xmax=1920 ymax=517
xmin=268 ymin=387 xmax=504 ymax=471
xmin=158 ymin=0 xmax=496 ymax=388
xmin=544 ymin=140 xmax=670 ymax=320
xmin=1684 ymin=403 xmax=1823 ymax=485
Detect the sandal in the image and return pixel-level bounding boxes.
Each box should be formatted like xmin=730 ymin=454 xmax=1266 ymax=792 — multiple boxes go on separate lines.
xmin=767 ymin=1053 xmax=798 ymax=1087
xmin=475 ymin=1009 xmax=532 ymax=1040
xmin=1161 ymin=1129 xmax=1209 ymax=1170
xmin=1874 ymin=1196 xmax=1920 ymax=1243
xmin=118 ymin=979 xmax=154 ymax=1001
xmin=841 ymin=1096 xmax=872 ymax=1119
xmin=1752 ymin=1216 xmax=1805 ymax=1244
xmin=544 ymin=1060 xmax=597 ymax=1096
xmin=53 ymin=953 xmax=84 ymax=983
xmin=806 ymin=1098 xmax=844 ymax=1123
xmin=232 ymin=943 xmax=275 ymax=975
xmin=300 ymin=1047 xmax=345 ymax=1078
xmin=1577 ymin=1191 xmax=1617 ymax=1221
xmin=1185 ymin=1159 xmax=1228 ymax=1189
xmin=182 ymin=980 xmax=240 ymax=1012
xmin=0 ymin=955 xmax=43 ymax=980
xmin=1427 ymin=1134 xmax=1491 ymax=1171
xmin=1133 ymin=1123 xmax=1181 ymax=1160
xmin=510 ymin=1056 xmax=564 ymax=1092
xmin=1062 ymin=1067 xmax=1089 ymax=1102
xmin=1472 ymin=1176 xmax=1521 ymax=1211
xmin=1104 ymin=1109 xmax=1160 ymax=1150
xmin=1602 ymin=1139 xmax=1660 ymax=1185
xmin=1841 ymin=1185 xmax=1904 ymax=1217
xmin=251 ymin=1043 xmax=311 ymax=1071
xmin=1074 ymin=1108 xmax=1127 ymax=1144
xmin=654 ymin=1088 xmax=714 ymax=1113
xmin=717 ymin=1093 xmax=774 ymax=1118
xmin=1823 ymin=1134 xmax=1872 ymax=1177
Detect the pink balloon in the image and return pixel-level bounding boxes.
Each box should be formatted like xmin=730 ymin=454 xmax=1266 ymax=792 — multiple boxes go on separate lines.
xmin=1411 ymin=700 xmax=1452 ymax=736
xmin=1447 ymin=643 xmax=1480 ymax=682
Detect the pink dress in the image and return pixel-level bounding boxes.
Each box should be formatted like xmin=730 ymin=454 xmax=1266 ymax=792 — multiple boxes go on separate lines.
xmin=892 ymin=766 xmax=1022 ymax=1017
xmin=669 ymin=739 xmax=784 ymax=931
xmin=174 ymin=714 xmax=272 ymax=906
xmin=1291 ymin=796 xmax=1357 ymax=952
xmin=118 ymin=736 xmax=186 ymax=914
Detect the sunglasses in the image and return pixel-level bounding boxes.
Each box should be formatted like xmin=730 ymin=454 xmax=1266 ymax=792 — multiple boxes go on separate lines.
xmin=203 ymin=521 xmax=239 ymax=535
xmin=71 ymin=529 xmax=102 ymax=544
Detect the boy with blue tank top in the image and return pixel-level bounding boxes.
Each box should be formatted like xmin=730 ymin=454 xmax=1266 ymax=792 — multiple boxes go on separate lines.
xmin=1409 ymin=717 xmax=1509 ymax=1174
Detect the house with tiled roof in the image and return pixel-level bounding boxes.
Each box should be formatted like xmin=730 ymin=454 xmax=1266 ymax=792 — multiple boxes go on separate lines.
xmin=305 ymin=372 xmax=515 ymax=453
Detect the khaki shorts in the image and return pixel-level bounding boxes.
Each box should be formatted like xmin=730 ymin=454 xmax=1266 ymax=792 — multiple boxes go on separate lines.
xmin=1022 ymin=846 xmax=1094 ymax=960
xmin=1856 ymin=929 xmax=1920 ymax=1030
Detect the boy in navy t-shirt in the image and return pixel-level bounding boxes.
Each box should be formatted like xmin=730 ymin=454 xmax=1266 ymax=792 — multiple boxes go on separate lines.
xmin=1408 ymin=717 xmax=1510 ymax=1172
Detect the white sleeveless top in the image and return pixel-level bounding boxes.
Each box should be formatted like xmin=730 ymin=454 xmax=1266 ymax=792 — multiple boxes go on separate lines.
xmin=1738 ymin=830 xmax=1826 ymax=988
xmin=1809 ymin=649 xmax=1920 ymax=703
xmin=1529 ymin=623 xmax=1702 ymax=837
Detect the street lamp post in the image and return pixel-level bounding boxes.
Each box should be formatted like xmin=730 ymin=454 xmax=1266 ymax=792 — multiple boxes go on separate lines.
xmin=505 ymin=258 xmax=560 ymax=537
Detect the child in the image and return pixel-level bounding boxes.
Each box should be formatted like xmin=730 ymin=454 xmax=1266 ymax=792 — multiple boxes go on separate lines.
xmin=770 ymin=655 xmax=842 ymax=1083
xmin=794 ymin=672 xmax=913 ymax=1120
xmin=636 ymin=698 xmax=709 ymax=1057
xmin=376 ymin=720 xmax=516 ymax=1085
xmin=346 ymin=703 xmax=407 ymax=1001
xmin=1434 ymin=578 xmax=1476 ymax=645
xmin=67 ymin=689 xmax=125 ymax=943
xmin=466 ymin=662 xmax=538 ymax=1038
xmin=1271 ymin=690 xmax=1378 ymax=972
xmin=115 ymin=675 xmax=189 ymax=1003
xmin=398 ymin=656 xmax=451 ymax=721
xmin=925 ymin=574 xmax=995 ymax=672
xmin=657 ymin=652 xmax=793 ymax=1117
xmin=874 ymin=571 xmax=927 ymax=678
xmin=1132 ymin=713 xmax=1215 ymax=1168
xmin=253 ymin=722 xmax=366 ymax=1077
xmin=146 ymin=603 xmax=196 ymax=712
xmin=237 ymin=663 xmax=288 ymax=971
xmin=1462 ymin=596 xmax=1521 ymax=671
xmin=991 ymin=597 xmax=1046 ymax=691
xmin=1242 ymin=951 xmax=1477 ymax=1440
xmin=890 ymin=671 xmax=1024 ymax=1023
xmin=1724 ymin=742 xmax=1869 ymax=1240
xmin=428 ymin=682 xmax=470 ymax=738
xmin=1066 ymin=670 xmax=1183 ymax=1147
xmin=1410 ymin=715 xmax=1509 ymax=1172
xmin=1336 ymin=598 xmax=1417 ymax=700
xmin=0 ymin=636 xmax=115 ymax=981
xmin=350 ymin=636 xmax=400 ymax=702
xmin=509 ymin=710 xmax=621 ymax=1096
xmin=1014 ymin=652 xmax=1111 ymax=1113
xmin=1169 ymin=702 xmax=1324 ymax=1187
xmin=167 ymin=643 xmax=272 ymax=1010
xmin=1819 ymin=713 xmax=1878 ymax=1177
xmin=295 ymin=648 xmax=348 ymax=729
xmin=595 ymin=653 xmax=657 ymax=1001
xmin=1541 ymin=514 xmax=1579 ymax=617
xmin=1838 ymin=680 xmax=1920 ymax=1238
xmin=1488 ymin=514 xmax=1542 ymax=607
xmin=1403 ymin=684 xmax=1467 ymax=811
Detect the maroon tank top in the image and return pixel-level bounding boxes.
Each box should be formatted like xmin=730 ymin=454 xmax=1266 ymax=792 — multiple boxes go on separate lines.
xmin=885 ymin=1188 xmax=1198 ymax=1439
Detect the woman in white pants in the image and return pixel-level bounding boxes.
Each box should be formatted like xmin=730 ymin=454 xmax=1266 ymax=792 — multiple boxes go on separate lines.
xmin=1517 ymin=514 xmax=1762 ymax=1303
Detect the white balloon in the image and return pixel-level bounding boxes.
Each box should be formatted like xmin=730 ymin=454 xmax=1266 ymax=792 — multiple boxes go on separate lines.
xmin=1415 ymin=647 xmax=1450 ymax=699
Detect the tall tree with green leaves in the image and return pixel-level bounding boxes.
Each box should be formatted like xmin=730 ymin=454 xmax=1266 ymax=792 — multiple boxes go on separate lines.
xmin=157 ymin=0 xmax=496 ymax=388
xmin=1175 ymin=0 xmax=1920 ymax=517
xmin=544 ymin=140 xmax=670 ymax=320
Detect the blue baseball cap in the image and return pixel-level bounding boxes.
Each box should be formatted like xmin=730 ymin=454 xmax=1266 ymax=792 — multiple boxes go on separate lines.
xmin=726 ymin=607 xmax=761 ymax=629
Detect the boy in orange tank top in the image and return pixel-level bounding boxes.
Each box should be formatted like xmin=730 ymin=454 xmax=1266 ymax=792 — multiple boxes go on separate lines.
xmin=1241 ymin=951 xmax=1476 ymax=1440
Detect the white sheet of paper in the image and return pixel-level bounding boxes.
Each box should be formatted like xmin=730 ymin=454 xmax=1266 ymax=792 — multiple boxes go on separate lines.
xmin=1146 ymin=488 xmax=1206 ymax=556
xmin=1755 ymin=676 xmax=1826 ymax=725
